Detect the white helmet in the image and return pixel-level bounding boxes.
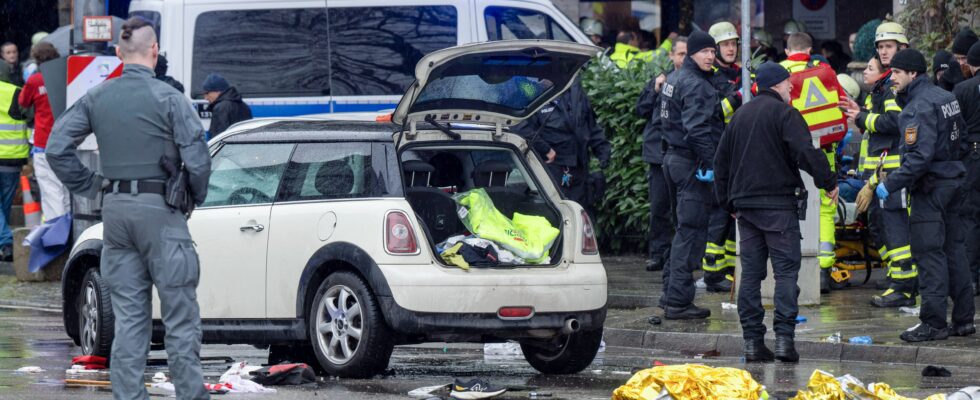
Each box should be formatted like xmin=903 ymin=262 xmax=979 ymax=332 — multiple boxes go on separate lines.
xmin=580 ymin=18 xmax=604 ymax=37
xmin=874 ymin=22 xmax=909 ymax=45
xmin=709 ymin=22 xmax=739 ymax=44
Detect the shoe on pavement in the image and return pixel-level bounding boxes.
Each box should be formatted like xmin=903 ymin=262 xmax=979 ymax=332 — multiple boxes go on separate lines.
xmin=0 ymin=245 xmax=11 ymax=262
xmin=875 ymin=276 xmax=891 ymax=291
xmin=820 ymin=269 xmax=831 ymax=294
xmin=664 ymin=304 xmax=711 ymax=320
xmin=706 ymin=278 xmax=733 ymax=293
xmin=900 ymin=323 xmax=949 ymax=343
xmin=871 ymin=289 xmax=916 ymax=308
xmin=450 ymin=378 xmax=506 ymax=399
xmin=743 ymin=339 xmax=774 ymax=363
xmin=950 ymin=323 xmax=976 ymax=337
xmin=774 ymin=336 xmax=799 ymax=363
xmin=645 ymin=258 xmax=664 ymax=272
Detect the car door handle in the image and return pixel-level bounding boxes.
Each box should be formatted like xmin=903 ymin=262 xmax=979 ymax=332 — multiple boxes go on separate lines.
xmin=240 ymin=224 xmax=265 ymax=232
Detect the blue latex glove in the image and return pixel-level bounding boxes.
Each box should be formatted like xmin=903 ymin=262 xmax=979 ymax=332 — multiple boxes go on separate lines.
xmin=875 ymin=183 xmax=889 ymax=200
xmin=695 ymin=169 xmax=715 ymax=183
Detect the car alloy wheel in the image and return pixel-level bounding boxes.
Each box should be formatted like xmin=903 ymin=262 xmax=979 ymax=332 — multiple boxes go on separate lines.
xmin=315 ymin=284 xmax=363 ymax=365
xmin=80 ymin=282 xmax=100 ymax=355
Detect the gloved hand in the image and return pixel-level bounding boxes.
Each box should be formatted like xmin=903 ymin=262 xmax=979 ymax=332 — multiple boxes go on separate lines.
xmin=695 ymin=169 xmax=714 ymax=182
xmin=875 ymin=183 xmax=890 ymax=200
xmin=855 ymin=182 xmax=874 ymax=214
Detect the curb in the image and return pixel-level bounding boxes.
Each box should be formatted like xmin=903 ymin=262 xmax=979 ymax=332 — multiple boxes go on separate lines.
xmin=602 ymin=327 xmax=980 ymax=368
xmin=0 ymin=299 xmax=61 ymax=313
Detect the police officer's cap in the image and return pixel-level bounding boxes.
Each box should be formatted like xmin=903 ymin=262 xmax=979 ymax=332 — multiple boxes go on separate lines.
xmin=687 ymin=31 xmax=716 ymax=56
xmin=933 ymin=50 xmax=954 ymax=74
xmin=951 ymin=27 xmax=978 ymax=56
xmin=969 ymin=41 xmax=980 ymax=67
xmin=890 ymin=48 xmax=927 ymax=73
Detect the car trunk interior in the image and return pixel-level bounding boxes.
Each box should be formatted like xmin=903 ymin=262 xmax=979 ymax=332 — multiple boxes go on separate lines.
xmin=399 ymin=143 xmax=563 ymax=267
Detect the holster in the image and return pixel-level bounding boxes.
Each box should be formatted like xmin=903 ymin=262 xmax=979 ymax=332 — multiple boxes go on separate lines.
xmin=159 ymin=155 xmax=195 ymax=218
xmin=796 ymin=187 xmax=809 ymax=220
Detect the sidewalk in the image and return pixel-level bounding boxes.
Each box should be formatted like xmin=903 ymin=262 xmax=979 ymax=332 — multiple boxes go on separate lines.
xmin=0 ymin=262 xmax=61 ymax=311
xmin=602 ymin=255 xmax=980 ymax=368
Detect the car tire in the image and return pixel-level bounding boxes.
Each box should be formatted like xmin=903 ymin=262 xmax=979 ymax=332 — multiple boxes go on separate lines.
xmin=308 ymin=271 xmax=393 ymax=378
xmin=77 ymin=268 xmax=114 ymax=359
xmin=520 ymin=328 xmax=602 ymax=374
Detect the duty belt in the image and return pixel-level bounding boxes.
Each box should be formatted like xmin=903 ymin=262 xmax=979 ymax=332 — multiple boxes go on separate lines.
xmin=104 ymin=180 xmax=167 ymax=195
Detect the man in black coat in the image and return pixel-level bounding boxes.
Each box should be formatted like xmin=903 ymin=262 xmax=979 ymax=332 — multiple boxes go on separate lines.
xmin=202 ymin=73 xmax=252 ymax=136
xmin=952 ymin=42 xmax=980 ymax=294
xmin=514 ymin=79 xmax=611 ymax=211
xmin=714 ymin=62 xmax=838 ymax=362
xmin=657 ymin=31 xmax=721 ymax=320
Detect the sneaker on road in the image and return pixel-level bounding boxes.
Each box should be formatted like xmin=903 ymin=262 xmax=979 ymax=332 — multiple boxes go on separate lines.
xmin=450 ymin=378 xmax=506 ymax=399
xmin=900 ymin=323 xmax=949 ymax=343
xmin=950 ymin=323 xmax=977 ymax=337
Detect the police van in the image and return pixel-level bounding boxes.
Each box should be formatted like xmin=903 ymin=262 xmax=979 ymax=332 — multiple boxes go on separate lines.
xmin=128 ymin=0 xmax=591 ymax=125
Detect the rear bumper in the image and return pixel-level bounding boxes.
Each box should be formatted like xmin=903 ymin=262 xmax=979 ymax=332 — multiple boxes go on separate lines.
xmin=379 ymin=296 xmax=607 ymax=336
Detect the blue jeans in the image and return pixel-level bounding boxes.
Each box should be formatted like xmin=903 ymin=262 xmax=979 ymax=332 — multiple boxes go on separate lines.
xmin=0 ymin=171 xmax=19 ymax=247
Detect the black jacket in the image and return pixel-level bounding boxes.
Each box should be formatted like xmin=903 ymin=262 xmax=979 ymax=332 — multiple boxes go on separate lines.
xmin=156 ymin=75 xmax=185 ymax=94
xmin=953 ymin=74 xmax=980 ymax=143
xmin=711 ymin=62 xmax=742 ymax=124
xmin=660 ymin=57 xmax=723 ymax=169
xmin=856 ymin=71 xmax=902 ymax=163
xmin=514 ymin=80 xmax=611 ymax=169
xmin=884 ymin=76 xmax=968 ymax=192
xmin=209 ymin=87 xmax=252 ymax=136
xmin=714 ymin=89 xmax=837 ymax=212
xmin=636 ymin=72 xmax=669 ymax=164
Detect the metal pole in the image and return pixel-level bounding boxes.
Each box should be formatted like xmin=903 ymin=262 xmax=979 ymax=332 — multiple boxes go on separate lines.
xmin=741 ymin=0 xmax=751 ymax=102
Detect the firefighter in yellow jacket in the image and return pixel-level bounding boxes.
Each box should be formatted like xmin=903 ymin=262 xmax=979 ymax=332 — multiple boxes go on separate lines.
xmin=779 ymin=32 xmax=847 ymax=293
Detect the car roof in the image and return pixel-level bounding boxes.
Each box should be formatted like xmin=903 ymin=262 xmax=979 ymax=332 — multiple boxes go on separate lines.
xmin=222 ymin=120 xmax=398 ymax=144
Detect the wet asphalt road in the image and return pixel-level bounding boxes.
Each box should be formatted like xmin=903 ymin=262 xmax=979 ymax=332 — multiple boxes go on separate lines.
xmin=0 ymin=307 xmax=978 ymax=399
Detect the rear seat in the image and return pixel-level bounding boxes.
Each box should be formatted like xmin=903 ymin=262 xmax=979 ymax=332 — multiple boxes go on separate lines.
xmin=403 ymin=160 xmax=463 ymax=244
xmin=472 ymin=160 xmax=525 ymax=218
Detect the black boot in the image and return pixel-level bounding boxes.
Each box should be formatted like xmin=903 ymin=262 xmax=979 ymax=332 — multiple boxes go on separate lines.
xmin=875 ymin=275 xmax=892 ymax=290
xmin=704 ymin=269 xmax=733 ymax=293
xmin=664 ymin=304 xmax=711 ymax=320
xmin=743 ymin=339 xmax=774 ymax=363
xmin=774 ymin=336 xmax=799 ymax=362
xmin=645 ymin=257 xmax=664 ymax=272
xmin=871 ymin=276 xmax=917 ymax=307
xmin=900 ymin=323 xmax=949 ymax=343
xmin=820 ymin=269 xmax=831 ymax=294
xmin=950 ymin=323 xmax=976 ymax=337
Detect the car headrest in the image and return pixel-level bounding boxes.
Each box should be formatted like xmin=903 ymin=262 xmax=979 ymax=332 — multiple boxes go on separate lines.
xmin=473 ymin=160 xmax=511 ymax=187
xmin=429 ymin=153 xmax=465 ymax=188
xmin=402 ymin=160 xmax=434 ymax=187
xmin=315 ymin=159 xmax=355 ymax=196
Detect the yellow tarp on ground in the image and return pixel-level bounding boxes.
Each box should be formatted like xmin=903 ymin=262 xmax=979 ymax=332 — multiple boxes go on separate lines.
xmin=789 ymin=370 xmax=946 ymax=400
xmin=611 ymin=364 xmax=765 ymax=400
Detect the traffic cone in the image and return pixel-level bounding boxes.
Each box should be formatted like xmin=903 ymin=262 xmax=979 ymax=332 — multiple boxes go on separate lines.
xmin=20 ymin=176 xmax=41 ymax=229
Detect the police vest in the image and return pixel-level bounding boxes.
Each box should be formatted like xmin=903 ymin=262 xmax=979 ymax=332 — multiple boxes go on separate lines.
xmin=0 ymin=82 xmax=28 ymax=160
xmin=781 ymin=59 xmax=848 ymax=146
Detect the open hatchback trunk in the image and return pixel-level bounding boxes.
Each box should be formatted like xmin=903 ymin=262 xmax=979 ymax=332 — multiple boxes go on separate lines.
xmin=392 ymin=40 xmax=598 ymax=268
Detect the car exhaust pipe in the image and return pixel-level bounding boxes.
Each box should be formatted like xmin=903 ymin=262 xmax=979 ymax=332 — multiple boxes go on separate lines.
xmin=561 ymin=318 xmax=580 ymax=335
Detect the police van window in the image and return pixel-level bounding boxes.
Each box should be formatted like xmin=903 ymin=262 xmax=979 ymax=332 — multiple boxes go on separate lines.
xmin=484 ymin=7 xmax=573 ymax=42
xmin=278 ymin=142 xmax=388 ymax=202
xmin=201 ymin=143 xmax=294 ymax=207
xmin=191 ymin=9 xmax=329 ymax=99
xmin=328 ymin=6 xmax=457 ymax=96
xmin=128 ymin=11 xmax=161 ymax=44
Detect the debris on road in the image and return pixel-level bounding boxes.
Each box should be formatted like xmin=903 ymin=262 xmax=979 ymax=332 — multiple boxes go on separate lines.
xmin=899 ymin=306 xmax=920 ymax=316
xmin=409 ymin=383 xmax=451 ymax=398
xmin=921 ymin=365 xmax=952 ymax=377
xmin=648 ymin=315 xmax=662 ymax=325
xmin=152 ymin=372 xmax=168 ymax=383
xmin=825 ymin=332 xmax=843 ymax=343
xmin=612 ymin=364 xmax=767 ymax=400
xmin=15 ymin=366 xmax=44 ymax=373
xmin=721 ymin=302 xmax=738 ymax=311
xmin=250 ymin=363 xmax=317 ymax=386
xmin=848 ymin=336 xmax=872 ymax=345
xmin=796 ymin=316 xmax=808 ymax=324
xmin=484 ymin=342 xmax=523 ymax=357
xmin=789 ymin=369 xmax=946 ymax=400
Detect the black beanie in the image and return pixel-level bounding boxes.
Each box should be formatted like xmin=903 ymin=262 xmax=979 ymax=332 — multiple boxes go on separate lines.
xmin=952 ymin=28 xmax=978 ymax=56
xmin=969 ymin=41 xmax=980 ymax=67
xmin=890 ymin=49 xmax=927 ymax=73
xmin=933 ymin=50 xmax=953 ymax=74
xmin=687 ymin=31 xmax=715 ymax=57
xmin=756 ymin=61 xmax=791 ymax=89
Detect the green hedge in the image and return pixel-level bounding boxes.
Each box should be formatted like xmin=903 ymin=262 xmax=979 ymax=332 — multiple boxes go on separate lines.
xmin=581 ymin=57 xmax=671 ymax=253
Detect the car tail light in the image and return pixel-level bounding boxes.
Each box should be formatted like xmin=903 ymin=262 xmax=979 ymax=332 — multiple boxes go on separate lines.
xmin=385 ymin=211 xmax=419 ymax=254
xmin=581 ymin=211 xmax=598 ymax=255
xmin=498 ymin=306 xmax=534 ymax=319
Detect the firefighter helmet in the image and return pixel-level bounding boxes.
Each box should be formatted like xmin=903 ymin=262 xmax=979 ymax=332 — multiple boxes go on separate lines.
xmin=752 ymin=29 xmax=773 ymax=48
xmin=784 ymin=20 xmax=807 ymax=35
xmin=580 ymin=18 xmax=604 ymax=37
xmin=709 ymin=22 xmax=739 ymax=44
xmin=836 ymin=73 xmax=861 ymax=99
xmin=874 ymin=22 xmax=908 ymax=45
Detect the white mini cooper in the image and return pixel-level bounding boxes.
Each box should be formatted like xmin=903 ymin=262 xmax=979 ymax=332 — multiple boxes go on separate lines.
xmin=61 ymin=40 xmax=608 ymax=377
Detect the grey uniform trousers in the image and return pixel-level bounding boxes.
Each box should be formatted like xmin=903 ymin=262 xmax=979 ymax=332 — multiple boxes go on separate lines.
xmin=102 ymin=192 xmax=209 ymax=400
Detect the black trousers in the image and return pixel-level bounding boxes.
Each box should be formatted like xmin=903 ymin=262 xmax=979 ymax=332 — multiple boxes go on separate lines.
xmin=963 ymin=145 xmax=980 ymax=284
xmin=662 ymin=153 xmax=710 ymax=307
xmin=911 ymin=184 xmax=975 ymax=330
xmin=647 ymin=163 xmax=673 ymax=261
xmin=736 ymin=209 xmax=802 ymax=340
xmin=547 ymin=164 xmax=588 ymax=205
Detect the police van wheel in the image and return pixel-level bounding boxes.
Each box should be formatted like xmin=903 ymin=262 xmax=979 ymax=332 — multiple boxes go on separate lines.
xmin=520 ymin=327 xmax=603 ymax=374
xmin=308 ymin=272 xmax=393 ymax=378
xmin=78 ymin=268 xmax=114 ymax=359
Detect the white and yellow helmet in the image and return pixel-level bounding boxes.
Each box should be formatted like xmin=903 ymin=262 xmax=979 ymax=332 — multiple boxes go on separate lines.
xmin=836 ymin=74 xmax=861 ymax=100
xmin=709 ymin=22 xmax=739 ymax=44
xmin=783 ymin=20 xmax=807 ymax=35
xmin=875 ymin=22 xmax=909 ymax=45
xmin=580 ymin=18 xmax=604 ymax=37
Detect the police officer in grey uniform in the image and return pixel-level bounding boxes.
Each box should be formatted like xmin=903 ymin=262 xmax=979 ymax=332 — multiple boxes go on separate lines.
xmin=47 ymin=18 xmax=211 ymax=400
